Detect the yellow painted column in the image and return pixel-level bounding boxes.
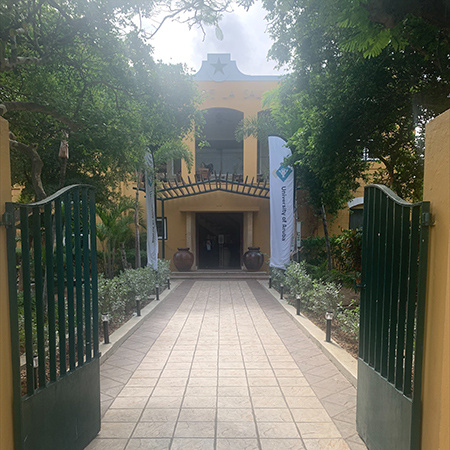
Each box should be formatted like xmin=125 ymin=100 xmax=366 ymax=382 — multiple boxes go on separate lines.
xmin=422 ymin=108 xmax=450 ymax=450
xmin=0 ymin=117 xmax=15 ymax=449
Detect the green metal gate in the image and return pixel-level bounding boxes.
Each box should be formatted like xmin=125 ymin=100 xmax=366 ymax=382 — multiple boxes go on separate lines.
xmin=3 ymin=185 xmax=100 ymax=450
xmin=357 ymin=184 xmax=430 ymax=450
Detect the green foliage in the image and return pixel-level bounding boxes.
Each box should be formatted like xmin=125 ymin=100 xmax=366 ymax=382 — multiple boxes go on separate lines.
xmin=331 ymin=229 xmax=362 ymax=273
xmin=98 ymin=260 xmax=170 ymax=324
xmin=336 ymin=301 xmax=360 ymax=337
xmin=283 ymin=261 xmax=343 ymax=316
xmin=262 ymin=0 xmax=449 ymax=205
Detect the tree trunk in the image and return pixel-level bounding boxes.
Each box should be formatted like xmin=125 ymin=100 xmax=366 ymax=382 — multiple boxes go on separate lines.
xmin=9 ymin=138 xmax=46 ymax=200
xmin=321 ymin=204 xmax=333 ymax=271
xmin=135 ymin=170 xmax=141 ymax=268
xmin=120 ymin=242 xmax=131 ymax=270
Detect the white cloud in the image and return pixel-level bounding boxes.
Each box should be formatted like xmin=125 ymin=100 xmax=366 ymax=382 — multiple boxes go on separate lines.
xmin=146 ymin=2 xmax=284 ymax=76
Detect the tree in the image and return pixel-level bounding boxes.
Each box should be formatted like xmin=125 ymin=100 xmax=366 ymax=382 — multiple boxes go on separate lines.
xmin=0 ymin=0 xmax=249 ymax=201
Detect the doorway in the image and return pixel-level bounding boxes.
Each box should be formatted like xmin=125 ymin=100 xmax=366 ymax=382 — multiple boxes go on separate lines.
xmin=197 ymin=213 xmax=243 ymax=269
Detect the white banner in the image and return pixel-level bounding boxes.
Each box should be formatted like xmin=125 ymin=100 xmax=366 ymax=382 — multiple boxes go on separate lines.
xmin=145 ymin=152 xmax=158 ymax=270
xmin=269 ymin=136 xmax=295 ymax=269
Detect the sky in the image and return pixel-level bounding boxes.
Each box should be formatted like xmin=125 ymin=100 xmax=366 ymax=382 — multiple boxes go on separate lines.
xmin=145 ymin=1 xmax=285 ymax=76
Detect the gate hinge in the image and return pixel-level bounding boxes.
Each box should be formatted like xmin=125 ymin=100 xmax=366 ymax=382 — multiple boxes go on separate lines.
xmin=421 ymin=212 xmax=433 ymax=227
xmin=0 ymin=211 xmax=13 ymax=227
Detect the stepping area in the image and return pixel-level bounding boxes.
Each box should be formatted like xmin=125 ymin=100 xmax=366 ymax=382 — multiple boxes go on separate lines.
xmin=87 ymin=280 xmax=366 ymax=449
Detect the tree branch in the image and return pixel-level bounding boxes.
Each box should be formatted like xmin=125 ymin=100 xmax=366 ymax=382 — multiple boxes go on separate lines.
xmin=1 ymin=101 xmax=81 ymax=131
xmin=9 ymin=137 xmax=47 ymax=201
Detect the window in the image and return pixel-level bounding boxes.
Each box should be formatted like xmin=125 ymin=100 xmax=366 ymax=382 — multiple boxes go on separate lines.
xmin=349 ymin=208 xmax=364 ymax=230
xmin=156 ymin=218 xmax=167 ymax=240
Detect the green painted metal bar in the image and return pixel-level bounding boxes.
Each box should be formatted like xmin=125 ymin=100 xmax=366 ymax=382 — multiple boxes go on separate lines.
xmin=5 ymin=202 xmax=24 ymax=448
xmin=73 ymin=187 xmax=84 ymax=366
xmin=362 ymin=186 xmax=374 ymax=362
xmin=64 ymin=192 xmax=76 ymax=371
xmin=395 ymin=205 xmax=411 ymax=391
xmin=387 ymin=202 xmax=402 ymax=383
xmin=44 ymin=203 xmax=57 ymax=382
xmin=20 ymin=207 xmax=35 ymax=395
xmin=89 ymin=191 xmax=99 ymax=357
xmin=368 ymin=187 xmax=378 ymax=366
xmin=410 ymin=201 xmax=431 ymax=450
xmin=32 ymin=206 xmax=46 ymax=389
xmin=403 ymin=205 xmax=420 ymax=397
xmin=374 ymin=189 xmax=386 ymax=371
xmin=82 ymin=188 xmax=92 ymax=362
xmin=54 ymin=197 xmax=66 ymax=376
xmin=358 ymin=186 xmax=370 ymax=359
xmin=380 ymin=199 xmax=394 ymax=378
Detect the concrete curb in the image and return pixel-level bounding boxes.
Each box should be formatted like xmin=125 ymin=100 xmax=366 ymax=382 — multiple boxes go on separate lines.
xmin=99 ymin=280 xmax=182 ymax=365
xmin=257 ymin=280 xmax=358 ymax=387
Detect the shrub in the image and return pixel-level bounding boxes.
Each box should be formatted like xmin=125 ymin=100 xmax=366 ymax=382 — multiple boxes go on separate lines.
xmin=336 ymin=301 xmax=360 ymax=337
xmin=98 ymin=260 xmax=170 ymax=324
xmin=284 ymin=261 xmax=342 ymax=317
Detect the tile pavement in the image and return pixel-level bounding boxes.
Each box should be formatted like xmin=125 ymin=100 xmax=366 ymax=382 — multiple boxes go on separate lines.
xmin=86 ymin=279 xmax=367 ymax=450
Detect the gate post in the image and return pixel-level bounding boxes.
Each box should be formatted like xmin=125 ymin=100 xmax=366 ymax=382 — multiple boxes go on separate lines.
xmin=422 ymin=108 xmax=450 ymax=449
xmin=0 ymin=117 xmax=14 ymax=449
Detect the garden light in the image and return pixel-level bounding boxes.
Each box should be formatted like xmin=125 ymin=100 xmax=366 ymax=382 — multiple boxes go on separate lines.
xmin=325 ymin=311 xmax=333 ymax=342
xmin=167 ymin=277 xmax=171 ymax=290
xmin=102 ymin=313 xmax=110 ymax=344
xmin=33 ymin=354 xmax=39 ymax=389
xmin=280 ymin=284 xmax=284 ymax=300
xmin=296 ymin=294 xmax=301 ymax=316
xmin=156 ymin=284 xmax=160 ymax=301
xmin=136 ymin=297 xmax=141 ymax=317
xmin=269 ymin=276 xmax=272 ymax=289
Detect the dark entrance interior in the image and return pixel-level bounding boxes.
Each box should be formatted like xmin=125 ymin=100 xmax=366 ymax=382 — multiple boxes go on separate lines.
xmin=197 ymin=213 xmax=242 ymax=269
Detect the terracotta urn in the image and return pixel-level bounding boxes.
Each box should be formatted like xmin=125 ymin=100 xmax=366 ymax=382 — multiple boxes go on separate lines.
xmin=243 ymin=247 xmax=264 ymax=272
xmin=173 ymin=247 xmax=194 ymax=271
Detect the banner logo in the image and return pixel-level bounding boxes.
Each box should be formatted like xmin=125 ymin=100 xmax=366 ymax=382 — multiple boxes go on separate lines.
xmin=274 ymin=164 xmax=293 ymax=182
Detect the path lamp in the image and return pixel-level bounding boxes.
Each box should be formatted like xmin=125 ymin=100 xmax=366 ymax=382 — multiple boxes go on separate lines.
xmin=136 ymin=296 xmax=141 ymax=317
xmin=325 ymin=312 xmax=333 ymax=342
xmin=167 ymin=277 xmax=171 ymax=290
xmin=280 ymin=284 xmax=284 ymax=300
xmin=33 ymin=355 xmax=39 ymax=389
xmin=269 ymin=276 xmax=272 ymax=289
xmin=296 ymin=294 xmax=301 ymax=316
xmin=102 ymin=313 xmax=110 ymax=344
xmin=156 ymin=284 xmax=160 ymax=301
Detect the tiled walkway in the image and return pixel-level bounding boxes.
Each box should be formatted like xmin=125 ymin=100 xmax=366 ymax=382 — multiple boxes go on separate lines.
xmin=87 ymin=280 xmax=366 ymax=450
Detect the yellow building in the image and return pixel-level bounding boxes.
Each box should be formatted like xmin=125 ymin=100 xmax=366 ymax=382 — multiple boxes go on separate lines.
xmin=149 ymin=53 xmax=368 ymax=271
xmin=156 ymin=54 xmax=279 ymax=270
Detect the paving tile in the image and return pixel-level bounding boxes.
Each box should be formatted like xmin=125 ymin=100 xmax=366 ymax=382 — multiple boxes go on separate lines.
xmin=86 ymin=438 xmax=128 ymax=450
xmin=110 ymin=397 xmax=148 ymax=409
xmin=217 ymin=396 xmax=252 ymax=408
xmin=260 ymin=439 xmax=305 ymax=449
xmin=145 ymin=396 xmax=183 ymax=409
xmin=217 ymin=408 xmax=254 ymax=422
xmin=103 ymin=409 xmax=143 ymax=422
xmin=296 ymin=422 xmax=342 ymax=439
xmin=303 ymin=439 xmax=350 ymax=449
xmin=174 ymin=421 xmax=216 ymax=438
xmin=254 ymin=408 xmax=293 ymax=423
xmin=98 ymin=422 xmax=135 ymax=438
xmin=216 ymin=438 xmax=259 ymax=449
xmin=179 ymin=408 xmax=216 ymax=422
xmin=132 ymin=421 xmax=176 ymax=438
xmin=252 ymin=396 xmax=287 ymax=408
xmin=183 ymin=396 xmax=217 ymax=408
xmin=140 ymin=408 xmax=180 ymax=422
xmin=125 ymin=438 xmax=171 ymax=449
xmin=216 ymin=421 xmax=257 ymax=438
xmin=171 ymin=438 xmax=214 ymax=449
xmin=257 ymin=422 xmax=300 ymax=439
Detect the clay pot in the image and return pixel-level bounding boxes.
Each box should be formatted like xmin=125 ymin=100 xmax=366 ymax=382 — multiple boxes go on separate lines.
xmin=173 ymin=248 xmax=194 ymax=271
xmin=243 ymin=247 xmax=264 ymax=272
